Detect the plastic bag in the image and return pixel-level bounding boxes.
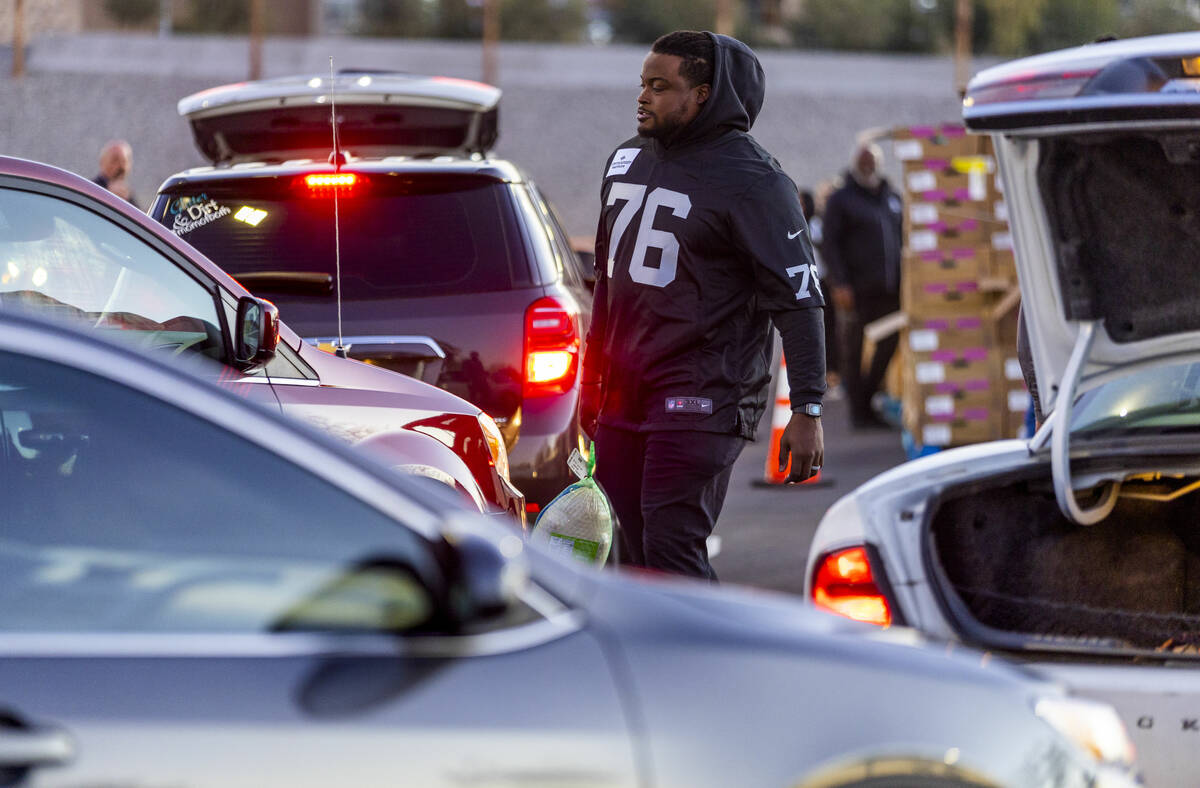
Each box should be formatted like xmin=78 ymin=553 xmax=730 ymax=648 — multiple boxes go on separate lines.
xmin=530 ymin=444 xmax=615 ymax=567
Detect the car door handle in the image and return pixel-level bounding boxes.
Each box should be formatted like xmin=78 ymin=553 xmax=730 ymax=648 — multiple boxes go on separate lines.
xmin=0 ymin=727 xmax=76 ymax=767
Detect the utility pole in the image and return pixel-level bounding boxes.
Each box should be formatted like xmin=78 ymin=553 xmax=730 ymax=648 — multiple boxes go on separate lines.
xmin=482 ymin=0 xmax=499 ymax=86
xmin=11 ymin=0 xmax=25 ymax=79
xmin=715 ymin=0 xmax=734 ymax=37
xmin=158 ymin=0 xmax=172 ymax=38
xmin=954 ymin=0 xmax=973 ymax=98
xmin=249 ymin=0 xmax=265 ymax=81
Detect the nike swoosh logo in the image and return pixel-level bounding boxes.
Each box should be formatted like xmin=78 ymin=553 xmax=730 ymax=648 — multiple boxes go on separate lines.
xmin=787 ymin=229 xmax=805 ymax=239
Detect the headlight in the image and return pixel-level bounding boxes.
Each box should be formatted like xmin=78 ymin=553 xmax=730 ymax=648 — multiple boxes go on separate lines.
xmin=478 ymin=412 xmax=510 ymax=482
xmin=1035 ymin=696 xmax=1136 ymax=767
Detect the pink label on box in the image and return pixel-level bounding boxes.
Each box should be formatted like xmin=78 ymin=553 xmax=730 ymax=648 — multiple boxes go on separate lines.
xmin=929 ymin=221 xmax=948 ymax=232
xmin=964 ymin=379 xmax=991 ymax=391
xmin=963 ymin=347 xmax=988 ymax=361
xmin=919 ymin=250 xmax=943 ymax=262
xmin=956 ymin=317 xmax=982 ymax=329
xmin=951 ymin=188 xmax=971 ymax=201
xmin=952 ymin=247 xmax=979 ymax=259
xmin=932 ymin=413 xmax=954 ymax=423
xmin=910 ymin=125 xmax=937 ymax=138
xmin=924 ymin=319 xmax=950 ymax=330
xmin=930 ymin=350 xmax=956 ymax=362
xmin=964 ymin=408 xmax=990 ymax=421
xmin=924 ymin=283 xmax=949 ymax=294
xmin=960 ymin=219 xmax=980 ymax=231
xmin=940 ymin=125 xmax=966 ymax=137
xmin=957 ymin=281 xmax=979 ymax=292
xmin=924 ymin=158 xmax=950 ymax=171
xmin=920 ymin=189 xmax=949 ymax=201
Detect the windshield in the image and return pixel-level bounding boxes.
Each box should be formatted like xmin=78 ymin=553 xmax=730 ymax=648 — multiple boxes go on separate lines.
xmin=155 ymin=176 xmax=526 ymax=299
xmin=1071 ymin=361 xmax=1200 ymax=437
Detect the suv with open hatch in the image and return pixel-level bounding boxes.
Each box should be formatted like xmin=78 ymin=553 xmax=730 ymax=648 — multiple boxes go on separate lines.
xmin=0 ymin=155 xmax=520 ymax=520
xmin=806 ymin=31 xmax=1200 ymax=787
xmin=152 ymin=72 xmax=594 ymax=512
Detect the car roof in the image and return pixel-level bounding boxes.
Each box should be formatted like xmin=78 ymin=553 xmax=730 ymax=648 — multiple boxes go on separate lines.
xmin=157 ymin=156 xmax=527 ymax=193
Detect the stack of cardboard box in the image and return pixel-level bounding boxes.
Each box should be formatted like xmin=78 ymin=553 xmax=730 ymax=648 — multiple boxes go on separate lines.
xmin=893 ymin=123 xmax=1030 ymax=451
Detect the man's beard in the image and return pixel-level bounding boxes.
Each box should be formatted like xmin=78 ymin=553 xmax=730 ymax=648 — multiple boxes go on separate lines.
xmin=638 ymin=108 xmax=688 ymax=141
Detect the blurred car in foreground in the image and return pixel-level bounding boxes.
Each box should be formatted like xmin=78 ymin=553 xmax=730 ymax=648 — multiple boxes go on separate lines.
xmin=806 ymin=31 xmax=1200 ymax=787
xmin=0 ymin=155 xmax=520 ymax=520
xmin=0 ymin=310 xmax=1138 ymax=787
xmin=152 ymin=72 xmax=594 ymax=511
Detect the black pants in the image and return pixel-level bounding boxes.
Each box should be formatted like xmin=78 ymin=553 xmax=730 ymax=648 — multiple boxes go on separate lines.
xmin=839 ymin=292 xmax=900 ymax=424
xmin=593 ymin=425 xmax=745 ymax=581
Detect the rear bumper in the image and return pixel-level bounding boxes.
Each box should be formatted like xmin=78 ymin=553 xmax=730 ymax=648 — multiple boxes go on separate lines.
xmin=509 ymin=389 xmax=581 ymax=508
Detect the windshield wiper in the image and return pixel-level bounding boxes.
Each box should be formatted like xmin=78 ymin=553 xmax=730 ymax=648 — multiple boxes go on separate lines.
xmin=234 ymin=271 xmax=332 ymax=297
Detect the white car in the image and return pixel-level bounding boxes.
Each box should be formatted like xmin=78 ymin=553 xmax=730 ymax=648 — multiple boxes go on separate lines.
xmin=806 ymin=31 xmax=1200 ymax=788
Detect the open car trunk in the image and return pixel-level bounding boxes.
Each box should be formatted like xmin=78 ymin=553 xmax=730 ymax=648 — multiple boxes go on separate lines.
xmin=928 ymin=470 xmax=1200 ymax=656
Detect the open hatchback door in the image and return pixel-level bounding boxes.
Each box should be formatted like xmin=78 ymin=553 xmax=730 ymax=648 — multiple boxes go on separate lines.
xmin=178 ymin=71 xmax=501 ymax=164
xmin=965 ymin=32 xmax=1200 ymax=524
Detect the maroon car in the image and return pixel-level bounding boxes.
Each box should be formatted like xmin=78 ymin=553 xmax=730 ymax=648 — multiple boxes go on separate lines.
xmin=0 ymin=156 xmax=523 ymax=522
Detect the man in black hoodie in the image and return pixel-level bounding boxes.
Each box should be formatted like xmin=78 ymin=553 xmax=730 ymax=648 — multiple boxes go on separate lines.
xmin=821 ymin=142 xmax=903 ymax=428
xmin=580 ymin=31 xmax=826 ymax=580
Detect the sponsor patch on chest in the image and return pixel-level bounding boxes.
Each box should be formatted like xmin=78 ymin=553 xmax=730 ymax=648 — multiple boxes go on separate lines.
xmin=665 ymin=397 xmax=713 ymax=414
xmin=606 ymin=148 xmax=641 ymax=178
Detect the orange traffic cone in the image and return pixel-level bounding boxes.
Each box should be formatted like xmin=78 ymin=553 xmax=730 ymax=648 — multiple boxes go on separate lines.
xmin=760 ymin=353 xmax=825 ymax=487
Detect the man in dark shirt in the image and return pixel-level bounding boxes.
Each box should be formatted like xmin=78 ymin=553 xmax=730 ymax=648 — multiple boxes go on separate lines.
xmin=580 ymin=31 xmax=826 ymax=580
xmin=821 ymin=142 xmax=903 ymax=428
xmin=92 ymin=139 xmax=138 ymax=207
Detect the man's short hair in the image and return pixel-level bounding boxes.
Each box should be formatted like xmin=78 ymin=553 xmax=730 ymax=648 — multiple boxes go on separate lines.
xmin=651 ymin=31 xmax=714 ymax=88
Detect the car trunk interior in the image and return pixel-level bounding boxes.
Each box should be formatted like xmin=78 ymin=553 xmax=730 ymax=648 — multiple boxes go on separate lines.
xmin=928 ymin=470 xmax=1200 ymax=655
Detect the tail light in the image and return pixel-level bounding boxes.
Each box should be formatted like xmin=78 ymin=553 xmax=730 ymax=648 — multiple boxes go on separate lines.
xmin=302 ymin=173 xmax=358 ymax=194
xmin=811 ymin=545 xmax=892 ymax=627
xmin=477 ymin=412 xmax=510 ymax=482
xmin=964 ymin=69 xmax=1098 ymax=107
xmin=523 ymin=296 xmax=579 ymax=398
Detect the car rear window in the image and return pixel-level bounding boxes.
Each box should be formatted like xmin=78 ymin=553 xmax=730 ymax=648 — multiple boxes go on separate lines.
xmin=155 ymin=175 xmax=529 ymax=299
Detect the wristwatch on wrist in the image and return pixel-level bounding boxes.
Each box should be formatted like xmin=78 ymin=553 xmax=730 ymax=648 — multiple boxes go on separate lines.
xmin=801 ymin=402 xmax=822 ymax=418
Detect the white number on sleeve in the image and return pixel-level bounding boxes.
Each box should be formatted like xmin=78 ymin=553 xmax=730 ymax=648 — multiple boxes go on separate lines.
xmin=786 ymin=263 xmax=822 ymax=302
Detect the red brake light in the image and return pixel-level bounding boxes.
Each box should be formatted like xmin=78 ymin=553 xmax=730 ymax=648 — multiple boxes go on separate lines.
xmin=964 ymin=69 xmax=1098 ymax=107
xmin=811 ymin=546 xmax=892 ymax=627
xmin=303 ymin=173 xmax=358 ymax=193
xmin=523 ymin=296 xmax=579 ymax=398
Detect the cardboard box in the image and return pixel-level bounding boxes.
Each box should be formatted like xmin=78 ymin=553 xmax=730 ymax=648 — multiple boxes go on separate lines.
xmin=904 ymin=167 xmax=992 ymax=205
xmin=906 ymin=314 xmax=989 ymax=355
xmin=903 ymin=246 xmax=990 ymax=284
xmin=995 ymin=353 xmax=1031 ymax=439
xmin=904 ymin=275 xmax=989 ymax=314
xmin=893 ymin=124 xmax=982 ymax=163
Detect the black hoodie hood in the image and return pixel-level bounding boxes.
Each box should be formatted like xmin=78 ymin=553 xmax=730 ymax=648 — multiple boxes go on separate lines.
xmin=665 ymin=32 xmax=765 ymax=149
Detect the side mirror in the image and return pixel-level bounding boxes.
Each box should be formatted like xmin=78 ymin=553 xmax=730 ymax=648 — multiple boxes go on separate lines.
xmin=234 ymin=296 xmax=280 ymax=371
xmin=575 ymin=250 xmax=597 ymax=292
xmin=440 ymin=513 xmax=528 ymax=628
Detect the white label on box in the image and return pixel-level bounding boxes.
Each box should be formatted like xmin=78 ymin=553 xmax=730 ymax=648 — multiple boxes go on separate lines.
xmin=915 ymin=361 xmax=946 ymax=384
xmin=1004 ymin=358 xmax=1023 ymax=380
xmin=908 ymin=329 xmax=939 ymax=352
xmin=995 ymin=200 xmax=1009 ymax=222
xmin=1008 ymin=390 xmax=1031 ymax=412
xmin=968 ymin=170 xmax=988 ymax=201
xmin=907 ymin=170 xmax=937 ymax=192
xmin=895 ymin=139 xmax=924 ymax=161
xmin=995 ymin=173 xmax=1005 ymax=194
xmin=992 ymin=231 xmax=1014 ymax=251
xmin=909 ymin=230 xmax=937 ymax=252
xmin=923 ymin=423 xmax=952 ymax=447
xmin=909 ymin=203 xmax=939 ymax=225
xmin=925 ymin=394 xmax=955 ymax=416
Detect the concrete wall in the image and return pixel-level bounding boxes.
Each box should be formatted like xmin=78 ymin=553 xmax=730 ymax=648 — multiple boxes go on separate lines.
xmin=2 ymin=32 xmax=988 ymax=237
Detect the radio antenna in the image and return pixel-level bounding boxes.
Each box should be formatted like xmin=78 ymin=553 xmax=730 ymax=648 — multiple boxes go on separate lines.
xmin=328 ymin=56 xmax=347 ymax=358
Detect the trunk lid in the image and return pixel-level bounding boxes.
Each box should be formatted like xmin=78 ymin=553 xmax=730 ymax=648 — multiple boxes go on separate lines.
xmin=178 ymin=72 xmax=501 ymax=165
xmin=964 ymin=32 xmax=1200 ymax=416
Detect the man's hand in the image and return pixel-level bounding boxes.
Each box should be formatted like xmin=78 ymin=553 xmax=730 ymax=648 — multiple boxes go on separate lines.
xmin=579 ymin=381 xmax=602 ymax=440
xmin=778 ymin=413 xmax=824 ymax=483
xmin=832 ymin=285 xmax=855 ymax=312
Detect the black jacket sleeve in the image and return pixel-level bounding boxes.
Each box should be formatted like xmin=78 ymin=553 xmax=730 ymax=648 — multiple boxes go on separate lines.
xmin=819 ymin=190 xmax=848 ymax=288
xmin=728 ymin=170 xmax=826 ymax=312
xmin=773 ymin=308 xmax=827 ymax=409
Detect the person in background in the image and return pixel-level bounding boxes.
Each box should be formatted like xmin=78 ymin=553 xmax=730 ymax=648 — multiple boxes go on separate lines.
xmin=820 ymin=142 xmax=902 ymax=429
xmin=93 ymin=140 xmax=138 ymax=207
